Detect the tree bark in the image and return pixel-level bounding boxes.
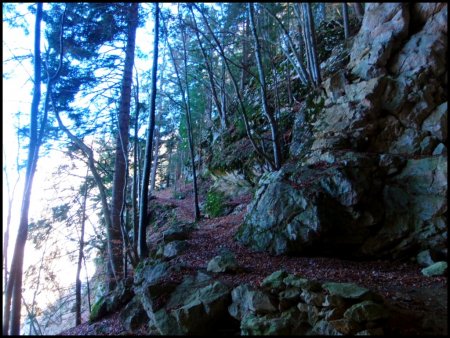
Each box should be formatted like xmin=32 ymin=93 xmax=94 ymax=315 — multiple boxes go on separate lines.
xmin=240 ymin=12 xmax=250 ymax=94
xmin=352 ymin=3 xmax=364 ymax=20
xmin=181 ymin=22 xmax=201 ymax=221
xmin=299 ymin=3 xmax=321 ymax=87
xmin=2 ymin=155 xmax=20 ymax=292
xmin=194 ymin=4 xmax=277 ymax=171
xmin=132 ymin=71 xmax=140 ymax=260
xmin=263 ymin=4 xmax=310 ymax=86
xmin=139 ymin=2 xmax=159 ymax=259
xmin=248 ymin=3 xmax=282 ymax=170
xmin=111 ymin=2 xmax=138 ymax=277
xmin=149 ymin=126 xmax=160 ymax=194
xmin=75 ymin=169 xmax=89 ymax=326
xmin=3 ymin=4 xmax=43 ymax=335
xmin=343 ymin=3 xmax=350 ymax=39
xmin=315 ymin=3 xmax=327 ymax=25
xmin=189 ymin=6 xmax=226 ymax=131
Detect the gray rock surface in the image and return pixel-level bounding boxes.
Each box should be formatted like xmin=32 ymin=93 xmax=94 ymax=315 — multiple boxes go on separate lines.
xmin=239 ymin=3 xmax=447 ymax=260
xmin=421 ymin=261 xmax=448 ymax=277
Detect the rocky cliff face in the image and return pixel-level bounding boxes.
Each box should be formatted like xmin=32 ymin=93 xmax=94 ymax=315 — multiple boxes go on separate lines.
xmin=237 ymin=3 xmax=447 ymax=260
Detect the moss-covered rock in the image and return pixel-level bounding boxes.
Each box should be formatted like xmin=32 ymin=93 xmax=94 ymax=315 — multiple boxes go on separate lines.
xmin=89 ymin=296 xmax=108 ymax=323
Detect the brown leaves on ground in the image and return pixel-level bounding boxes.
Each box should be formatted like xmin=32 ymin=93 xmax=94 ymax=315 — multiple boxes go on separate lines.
xmin=59 ymin=185 xmax=447 ymax=335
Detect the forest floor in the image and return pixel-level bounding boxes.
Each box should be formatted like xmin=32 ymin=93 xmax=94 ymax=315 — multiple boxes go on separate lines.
xmin=60 ymin=183 xmax=447 ymax=336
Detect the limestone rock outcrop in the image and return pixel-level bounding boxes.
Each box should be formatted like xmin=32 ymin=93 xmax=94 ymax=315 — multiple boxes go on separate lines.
xmin=238 ymin=3 xmax=447 ymax=259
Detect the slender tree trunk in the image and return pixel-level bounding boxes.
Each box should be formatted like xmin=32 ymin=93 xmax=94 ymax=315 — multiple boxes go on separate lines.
xmin=149 ymin=63 xmax=166 ymax=196
xmin=132 ymin=71 xmax=140 ymax=260
xmin=149 ymin=126 xmax=160 ymax=194
xmin=188 ymin=7 xmax=226 ymax=131
xmin=315 ymin=3 xmax=326 ymax=25
xmin=220 ymin=62 xmax=227 ymax=129
xmin=181 ymin=25 xmax=201 ymax=221
xmin=306 ymin=3 xmax=321 ymax=85
xmin=22 ymin=295 xmax=42 ymax=335
xmin=75 ymin=169 xmax=89 ymax=326
xmin=29 ymin=236 xmax=48 ymax=335
xmin=82 ymin=255 xmax=92 ymax=314
xmin=139 ymin=2 xmax=159 ymax=259
xmin=2 ymin=154 xmax=20 ymax=291
xmin=55 ymin=112 xmax=116 ymax=287
xmin=343 ymin=3 xmax=350 ymax=39
xmin=299 ymin=3 xmax=321 ymax=87
xmin=248 ymin=3 xmax=282 ymax=170
xmin=240 ymin=12 xmax=250 ymax=93
xmin=352 ymin=3 xmax=364 ymax=20
xmin=111 ymin=2 xmax=138 ymax=278
xmin=3 ymin=4 xmax=43 ymax=335
xmin=194 ymin=4 xmax=277 ymax=171
xmin=263 ymin=4 xmax=310 ymax=86
xmin=162 ymin=10 xmax=200 ymax=220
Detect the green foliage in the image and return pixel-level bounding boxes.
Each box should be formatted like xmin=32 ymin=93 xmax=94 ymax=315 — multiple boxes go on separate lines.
xmin=51 ymin=203 xmax=70 ymax=222
xmin=304 ymin=93 xmax=325 ymax=123
xmin=316 ymin=20 xmax=345 ymax=62
xmin=205 ymin=189 xmax=226 ymax=218
xmin=134 ymin=260 xmax=145 ymax=274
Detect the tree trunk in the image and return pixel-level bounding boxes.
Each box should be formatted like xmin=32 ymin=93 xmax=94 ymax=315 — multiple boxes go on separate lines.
xmin=132 ymin=71 xmax=140 ymax=260
xmin=111 ymin=2 xmax=138 ymax=278
xmin=2 ymin=160 xmax=19 ymax=291
xmin=55 ymin=113 xmax=116 ymax=289
xmin=300 ymin=3 xmax=322 ymax=87
xmin=163 ymin=9 xmax=201 ymax=220
xmin=352 ymin=3 xmax=364 ymax=20
xmin=248 ymin=3 xmax=282 ymax=170
xmin=194 ymin=4 xmax=277 ymax=171
xmin=264 ymin=4 xmax=310 ymax=86
xmin=3 ymin=4 xmax=43 ymax=335
xmin=189 ymin=6 xmax=226 ymax=131
xmin=139 ymin=2 xmax=159 ymax=259
xmin=315 ymin=3 xmax=327 ymax=25
xmin=75 ymin=169 xmax=89 ymax=326
xmin=240 ymin=12 xmax=250 ymax=94
xmin=181 ymin=25 xmax=201 ymax=221
xmin=343 ymin=3 xmax=350 ymax=39
xmin=149 ymin=126 xmax=161 ymax=194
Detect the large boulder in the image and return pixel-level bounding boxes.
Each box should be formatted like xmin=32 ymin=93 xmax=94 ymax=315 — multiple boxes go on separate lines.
xmin=120 ymin=296 xmax=147 ymax=331
xmin=89 ymin=278 xmax=134 ymax=323
xmin=133 ymin=259 xmax=182 ymax=322
xmin=244 ymin=3 xmax=447 ymax=260
xmin=236 ymin=160 xmax=383 ymax=257
xmin=362 ymin=156 xmax=447 ymax=257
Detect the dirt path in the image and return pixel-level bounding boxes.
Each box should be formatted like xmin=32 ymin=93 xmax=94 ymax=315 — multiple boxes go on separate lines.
xmin=60 ymin=187 xmax=447 ymax=335
xmin=154 ymin=187 xmax=447 ymax=335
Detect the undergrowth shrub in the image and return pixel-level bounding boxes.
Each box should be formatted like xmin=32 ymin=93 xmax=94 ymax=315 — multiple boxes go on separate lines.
xmin=205 ymin=190 xmax=226 ymax=218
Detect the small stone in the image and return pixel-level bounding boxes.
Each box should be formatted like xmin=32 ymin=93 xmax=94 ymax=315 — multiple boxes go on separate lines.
xmin=421 ymin=261 xmax=447 ymax=276
xmin=416 ymin=250 xmax=435 ymax=267
xmin=343 ymin=300 xmax=388 ymax=323
xmin=432 ymin=143 xmax=447 ymax=155
xmin=261 ymin=270 xmax=288 ymax=290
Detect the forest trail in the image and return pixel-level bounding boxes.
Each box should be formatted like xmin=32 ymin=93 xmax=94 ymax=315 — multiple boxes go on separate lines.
xmin=60 ymin=186 xmax=447 ymax=335
xmin=153 ymin=186 xmax=448 ymax=334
